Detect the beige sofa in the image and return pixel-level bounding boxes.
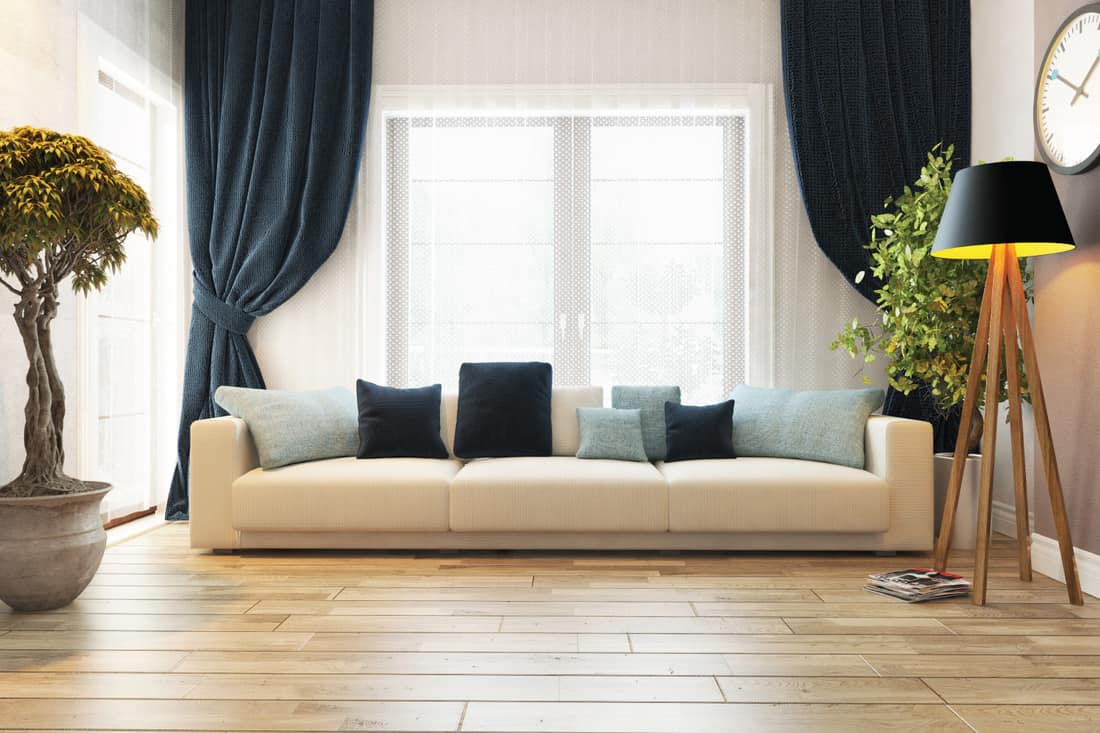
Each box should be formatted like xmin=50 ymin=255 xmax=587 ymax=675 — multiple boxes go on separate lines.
xmin=189 ymin=386 xmax=933 ymax=552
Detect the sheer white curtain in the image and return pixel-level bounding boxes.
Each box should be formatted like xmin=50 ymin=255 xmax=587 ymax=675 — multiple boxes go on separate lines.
xmin=374 ymin=84 xmax=769 ymax=403
xmin=254 ymin=0 xmax=883 ymax=399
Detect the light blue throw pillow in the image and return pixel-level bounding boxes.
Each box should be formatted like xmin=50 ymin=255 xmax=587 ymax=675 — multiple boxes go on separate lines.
xmin=576 ymin=407 xmax=648 ymax=462
xmin=730 ymin=385 xmax=885 ymax=469
xmin=214 ymin=385 xmax=358 ymax=469
xmin=611 ymin=385 xmax=681 ymax=461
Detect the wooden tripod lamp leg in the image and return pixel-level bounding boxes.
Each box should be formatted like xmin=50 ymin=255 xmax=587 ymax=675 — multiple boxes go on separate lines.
xmin=1004 ymin=251 xmax=1084 ymax=605
xmin=1001 ymin=284 xmax=1032 ymax=581
xmin=972 ymin=248 xmax=1007 ymax=606
xmin=935 ymin=261 xmax=997 ymax=573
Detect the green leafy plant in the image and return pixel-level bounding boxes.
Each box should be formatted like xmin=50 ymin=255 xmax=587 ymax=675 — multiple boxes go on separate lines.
xmin=831 ymin=144 xmax=1029 ymax=414
xmin=0 ymin=126 xmax=157 ymax=497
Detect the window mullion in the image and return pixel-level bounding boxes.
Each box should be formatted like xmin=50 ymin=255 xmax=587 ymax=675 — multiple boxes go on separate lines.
xmin=552 ymin=117 xmax=591 ymax=385
xmin=722 ymin=115 xmax=748 ymax=394
xmin=384 ymin=117 xmax=410 ymax=387
xmin=573 ymin=116 xmax=592 ymax=386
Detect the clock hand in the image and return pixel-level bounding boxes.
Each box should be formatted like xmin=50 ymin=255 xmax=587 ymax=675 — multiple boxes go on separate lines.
xmin=1072 ymin=55 xmax=1100 ymax=105
xmin=1051 ymin=68 xmax=1090 ymax=98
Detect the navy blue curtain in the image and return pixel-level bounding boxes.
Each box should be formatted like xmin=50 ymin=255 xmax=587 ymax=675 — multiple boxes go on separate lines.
xmin=165 ymin=0 xmax=373 ymax=519
xmin=780 ymin=0 xmax=970 ymax=301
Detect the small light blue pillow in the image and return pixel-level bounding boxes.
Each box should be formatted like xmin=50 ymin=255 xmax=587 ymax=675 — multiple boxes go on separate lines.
xmin=730 ymin=385 xmax=884 ymax=469
xmin=576 ymin=407 xmax=648 ymax=462
xmin=611 ymin=385 xmax=681 ymax=461
xmin=213 ymin=386 xmax=358 ymax=469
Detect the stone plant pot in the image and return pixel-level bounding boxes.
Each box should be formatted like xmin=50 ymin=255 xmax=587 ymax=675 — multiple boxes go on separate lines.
xmin=933 ymin=453 xmax=981 ymax=551
xmin=0 ymin=483 xmax=110 ymax=611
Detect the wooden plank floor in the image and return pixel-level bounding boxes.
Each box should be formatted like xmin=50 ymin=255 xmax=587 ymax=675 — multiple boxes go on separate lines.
xmin=0 ymin=523 xmax=1097 ymax=732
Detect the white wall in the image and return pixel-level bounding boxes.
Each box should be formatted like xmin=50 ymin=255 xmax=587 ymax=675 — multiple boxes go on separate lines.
xmin=970 ymin=0 xmax=1039 ymax=531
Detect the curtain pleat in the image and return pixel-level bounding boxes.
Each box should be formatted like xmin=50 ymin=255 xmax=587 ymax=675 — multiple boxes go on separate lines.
xmin=165 ymin=0 xmax=373 ymax=520
xmin=780 ymin=0 xmax=971 ymax=301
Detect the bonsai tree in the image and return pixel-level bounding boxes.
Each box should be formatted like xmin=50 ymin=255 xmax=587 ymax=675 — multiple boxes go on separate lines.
xmin=832 ymin=144 xmax=1030 ymax=419
xmin=0 ymin=127 xmax=157 ymax=498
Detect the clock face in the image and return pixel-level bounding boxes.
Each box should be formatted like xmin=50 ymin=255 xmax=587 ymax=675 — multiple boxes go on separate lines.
xmin=1036 ymin=5 xmax=1100 ymax=174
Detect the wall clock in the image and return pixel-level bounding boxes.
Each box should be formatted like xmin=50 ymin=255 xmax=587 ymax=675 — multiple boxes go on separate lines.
xmin=1035 ymin=3 xmax=1100 ymax=175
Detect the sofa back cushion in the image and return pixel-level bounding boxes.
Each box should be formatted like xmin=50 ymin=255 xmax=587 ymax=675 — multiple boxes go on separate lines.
xmin=441 ymin=386 xmax=603 ymax=458
xmin=730 ymin=385 xmax=885 ymax=469
xmin=551 ymin=386 xmax=605 ymax=456
xmin=214 ymin=385 xmax=358 ymax=469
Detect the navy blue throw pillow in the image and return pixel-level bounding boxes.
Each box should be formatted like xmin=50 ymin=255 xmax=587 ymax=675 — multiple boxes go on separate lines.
xmin=663 ymin=400 xmax=737 ymax=462
xmin=453 ymin=362 xmax=553 ymax=458
xmin=356 ymin=380 xmax=448 ymax=459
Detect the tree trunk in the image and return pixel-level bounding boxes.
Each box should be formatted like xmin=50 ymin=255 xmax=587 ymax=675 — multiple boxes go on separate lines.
xmin=38 ymin=287 xmax=66 ymax=469
xmin=2 ymin=284 xmax=83 ymax=497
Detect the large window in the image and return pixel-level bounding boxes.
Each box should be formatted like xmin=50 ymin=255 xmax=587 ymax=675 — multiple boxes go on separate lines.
xmin=382 ymin=90 xmax=770 ymax=403
xmin=78 ymin=66 xmax=179 ymax=521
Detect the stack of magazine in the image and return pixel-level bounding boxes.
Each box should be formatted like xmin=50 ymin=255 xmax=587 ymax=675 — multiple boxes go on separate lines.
xmin=865 ymin=568 xmax=972 ymax=602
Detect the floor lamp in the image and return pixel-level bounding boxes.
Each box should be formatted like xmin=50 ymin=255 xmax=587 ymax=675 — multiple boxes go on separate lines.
xmin=931 ymin=161 xmax=1082 ymax=606
xmin=932 ymin=161 xmax=1078 ymax=603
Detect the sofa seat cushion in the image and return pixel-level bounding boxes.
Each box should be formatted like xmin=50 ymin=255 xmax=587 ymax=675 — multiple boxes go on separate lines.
xmin=661 ymin=457 xmax=889 ymax=533
xmin=232 ymin=457 xmax=461 ymax=532
xmin=450 ymin=457 xmax=668 ymax=532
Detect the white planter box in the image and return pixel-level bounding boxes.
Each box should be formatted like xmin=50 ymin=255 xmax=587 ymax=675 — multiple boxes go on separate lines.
xmin=933 ymin=452 xmax=981 ymax=551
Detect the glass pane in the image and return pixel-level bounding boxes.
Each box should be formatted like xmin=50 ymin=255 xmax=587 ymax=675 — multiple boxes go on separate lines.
xmin=96 ymin=414 xmax=149 ymax=512
xmin=410 ymin=124 xmax=553 ymax=181
xmin=587 ymin=120 xmax=734 ymax=403
xmin=96 ymin=317 xmax=147 ymax=417
xmin=591 ymin=180 xmax=723 ymax=243
xmin=408 ymin=323 xmax=555 ymax=390
xmin=410 ymin=243 xmax=553 ymax=324
xmin=95 ymin=77 xmax=150 ymax=170
xmin=397 ymin=120 xmax=557 ymax=390
xmin=590 ymin=243 xmax=724 ymax=325
xmin=590 ymin=323 xmax=725 ymax=405
xmin=591 ymin=123 xmax=723 ymax=180
xmin=97 ymin=236 xmax=150 ymax=317
xmin=409 ymin=181 xmax=554 ymax=244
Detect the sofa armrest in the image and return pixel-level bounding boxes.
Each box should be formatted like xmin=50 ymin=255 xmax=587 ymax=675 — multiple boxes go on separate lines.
xmin=189 ymin=416 xmax=257 ymax=550
xmin=864 ymin=415 xmax=934 ymax=551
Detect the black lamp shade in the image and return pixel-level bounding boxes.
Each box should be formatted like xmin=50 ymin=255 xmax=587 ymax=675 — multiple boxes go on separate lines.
xmin=931 ymin=161 xmax=1075 ymax=260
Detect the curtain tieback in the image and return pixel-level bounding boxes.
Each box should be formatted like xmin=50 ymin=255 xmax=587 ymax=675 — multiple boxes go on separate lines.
xmin=192 ymin=277 xmax=255 ymax=335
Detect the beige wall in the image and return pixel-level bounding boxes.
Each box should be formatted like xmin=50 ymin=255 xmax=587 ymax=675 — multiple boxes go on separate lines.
xmin=970 ymin=0 xmax=1040 ymax=524
xmin=1032 ymin=1 xmax=1100 ymax=557
xmin=972 ymin=0 xmax=1036 ymax=163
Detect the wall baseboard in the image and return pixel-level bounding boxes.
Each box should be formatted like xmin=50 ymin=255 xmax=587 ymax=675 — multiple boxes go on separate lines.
xmin=987 ymin=499 xmax=1097 ymax=600
xmin=991 ymin=499 xmax=1034 ymax=541
xmin=1031 ymin=532 xmax=1100 ymax=599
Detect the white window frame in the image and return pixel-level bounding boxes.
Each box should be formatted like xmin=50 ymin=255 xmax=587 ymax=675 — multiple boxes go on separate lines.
xmin=364 ymin=84 xmax=774 ymax=390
